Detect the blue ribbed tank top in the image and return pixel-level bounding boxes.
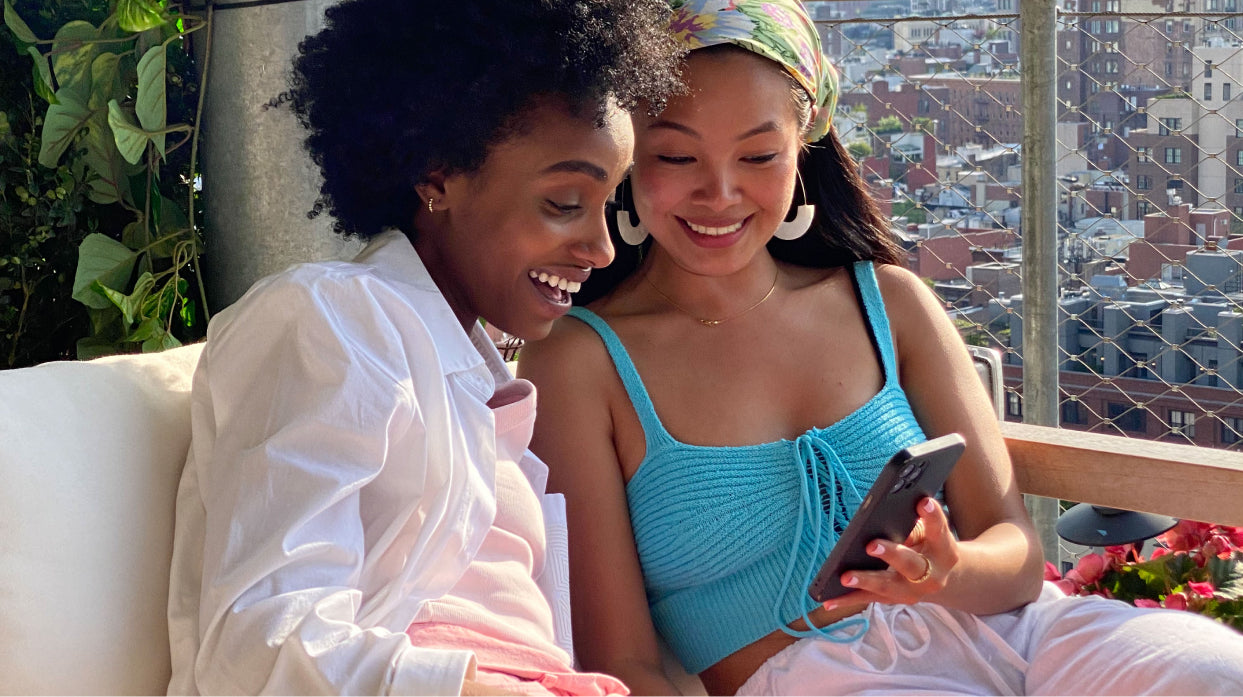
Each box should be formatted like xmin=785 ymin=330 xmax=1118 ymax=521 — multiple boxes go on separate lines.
xmin=566 ymin=261 xmax=927 ymax=673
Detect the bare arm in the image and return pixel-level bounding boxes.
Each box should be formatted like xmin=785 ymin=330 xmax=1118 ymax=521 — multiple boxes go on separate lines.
xmin=519 ymin=321 xmax=684 ymax=696
xmin=831 ymin=266 xmax=1043 ymax=614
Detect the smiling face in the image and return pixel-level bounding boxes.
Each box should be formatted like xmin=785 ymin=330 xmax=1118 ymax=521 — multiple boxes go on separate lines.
xmin=414 ymin=98 xmax=633 ymax=340
xmin=631 ymin=48 xmax=805 ymax=276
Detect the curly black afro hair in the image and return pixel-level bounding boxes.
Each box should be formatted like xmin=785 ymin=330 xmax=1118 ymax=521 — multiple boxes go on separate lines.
xmin=290 ymin=0 xmax=685 ymax=239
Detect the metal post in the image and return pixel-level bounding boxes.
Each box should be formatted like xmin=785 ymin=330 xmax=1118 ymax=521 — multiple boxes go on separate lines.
xmin=194 ymin=0 xmax=362 ymax=311
xmin=1020 ymin=0 xmax=1063 ymax=567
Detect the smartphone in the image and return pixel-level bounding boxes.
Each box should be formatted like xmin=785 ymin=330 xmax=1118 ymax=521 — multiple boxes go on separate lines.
xmin=806 ymin=433 xmax=966 ymax=603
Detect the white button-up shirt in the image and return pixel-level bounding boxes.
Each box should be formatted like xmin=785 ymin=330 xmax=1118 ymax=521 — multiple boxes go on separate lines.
xmin=167 ymin=231 xmax=569 ymax=695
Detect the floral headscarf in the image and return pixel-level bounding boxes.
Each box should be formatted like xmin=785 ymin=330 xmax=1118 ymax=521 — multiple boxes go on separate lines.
xmin=667 ymin=0 xmax=838 ymax=142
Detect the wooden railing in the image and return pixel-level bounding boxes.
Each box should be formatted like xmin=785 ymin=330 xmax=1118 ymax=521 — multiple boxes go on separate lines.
xmin=1005 ymin=422 xmax=1243 ymax=528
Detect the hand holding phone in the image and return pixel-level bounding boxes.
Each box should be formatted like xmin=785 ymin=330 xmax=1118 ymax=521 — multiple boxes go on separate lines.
xmin=806 ymin=433 xmax=965 ymax=604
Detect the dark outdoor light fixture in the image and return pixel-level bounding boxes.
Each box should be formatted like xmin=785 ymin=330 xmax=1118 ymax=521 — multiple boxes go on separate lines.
xmin=1055 ymin=503 xmax=1178 ymax=547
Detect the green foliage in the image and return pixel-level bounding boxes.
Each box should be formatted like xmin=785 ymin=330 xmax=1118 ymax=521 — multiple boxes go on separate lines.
xmin=1 ymin=0 xmax=207 ymax=366
xmin=846 ymin=139 xmax=872 ymax=161
xmin=873 ymin=114 xmax=903 ymax=134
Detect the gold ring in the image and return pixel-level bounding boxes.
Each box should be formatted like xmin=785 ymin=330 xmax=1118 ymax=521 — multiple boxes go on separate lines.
xmin=911 ymin=554 xmax=933 ymax=584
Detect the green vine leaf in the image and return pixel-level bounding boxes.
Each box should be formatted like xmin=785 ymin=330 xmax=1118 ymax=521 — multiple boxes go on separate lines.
xmin=142 ymin=330 xmax=181 ymax=353
xmin=0 ymin=111 xmax=11 ymax=147
xmin=88 ymin=52 xmax=123 ymax=111
xmin=94 ymin=270 xmax=155 ymax=326
xmin=50 ymin=21 xmax=99 ymax=102
xmin=116 ymin=0 xmax=168 ymax=33
xmin=28 ymin=46 xmax=56 ymax=104
xmin=72 ymin=233 xmax=138 ymax=310
xmin=82 ymin=111 xmax=132 ymax=205
xmin=135 ymin=44 xmax=166 ymax=157
xmin=2 ymin=0 xmax=37 ymax=44
xmin=107 ymin=99 xmax=149 ymax=165
xmin=38 ymin=90 xmax=91 ymax=167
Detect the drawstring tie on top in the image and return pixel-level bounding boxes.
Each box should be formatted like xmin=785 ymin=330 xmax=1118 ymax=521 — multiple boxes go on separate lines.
xmin=773 ymin=432 xmax=870 ymax=643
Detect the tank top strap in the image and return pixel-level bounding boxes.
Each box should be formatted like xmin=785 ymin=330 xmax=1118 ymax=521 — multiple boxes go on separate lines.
xmin=851 ymin=261 xmax=898 ymax=385
xmin=565 ymin=307 xmax=669 ymax=446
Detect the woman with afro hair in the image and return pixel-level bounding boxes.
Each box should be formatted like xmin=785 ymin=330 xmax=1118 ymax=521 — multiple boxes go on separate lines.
xmin=165 ymin=1 xmax=683 ymax=694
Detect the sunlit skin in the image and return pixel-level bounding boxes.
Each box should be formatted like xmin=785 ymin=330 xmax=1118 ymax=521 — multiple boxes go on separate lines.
xmin=413 ymin=98 xmax=632 ymax=340
xmin=520 ymin=49 xmax=1042 ymax=697
xmin=630 ymin=49 xmax=803 ymax=312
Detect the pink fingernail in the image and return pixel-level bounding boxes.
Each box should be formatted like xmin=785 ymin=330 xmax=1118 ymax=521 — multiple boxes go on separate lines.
xmin=823 ymin=601 xmax=837 ymax=610
xmin=843 ymin=575 xmax=858 ymax=587
xmin=923 ymin=499 xmax=937 ymax=513
xmin=871 ymin=542 xmax=885 ymax=554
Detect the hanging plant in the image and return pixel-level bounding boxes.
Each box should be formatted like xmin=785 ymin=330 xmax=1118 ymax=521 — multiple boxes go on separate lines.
xmin=2 ymin=0 xmax=209 ymax=359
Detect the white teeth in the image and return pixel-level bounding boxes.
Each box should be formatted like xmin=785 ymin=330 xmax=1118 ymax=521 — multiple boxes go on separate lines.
xmin=528 ymin=270 xmax=582 ymax=295
xmin=686 ymin=220 xmax=744 ymax=236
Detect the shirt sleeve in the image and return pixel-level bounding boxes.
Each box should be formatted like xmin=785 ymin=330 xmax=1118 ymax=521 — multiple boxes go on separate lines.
xmin=184 ymin=270 xmax=475 ymax=695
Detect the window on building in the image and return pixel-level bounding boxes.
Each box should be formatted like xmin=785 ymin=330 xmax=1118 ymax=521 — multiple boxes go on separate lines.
xmin=1138 ymin=175 xmax=1152 ymax=190
xmin=1105 ymin=19 xmax=1119 ymax=33
xmin=1206 ymin=82 xmax=1214 ymax=101
xmin=1062 ymin=401 xmax=1084 ymax=425
xmin=1221 ymin=416 xmax=1243 ymax=444
xmin=1159 ymin=117 xmax=1182 ymax=135
xmin=1138 ymin=201 xmax=1151 ymax=216
xmin=1185 ymin=63 xmax=1192 ymax=78
xmin=1007 ymin=391 xmax=1022 ymax=418
xmin=1137 ymin=146 xmax=1151 ymax=163
xmin=1106 ymin=59 xmax=1119 ymax=74
xmin=1165 ymin=61 xmax=1174 ymax=77
xmin=1133 ymin=352 xmax=1150 ymax=380
xmin=1235 ymin=206 xmax=1243 ymax=219
xmin=1165 ymin=147 xmax=1182 ymax=164
xmin=1207 ymin=60 xmax=1215 ymax=78
xmin=1107 ymin=402 xmax=1147 ymax=432
xmin=1236 ymin=150 xmax=1243 ymax=166
xmin=1237 ymin=119 xmax=1243 ymax=137
xmin=1169 ymin=409 xmax=1196 ymax=437
xmin=1226 ymin=83 xmax=1233 ymax=101
xmin=1234 ymin=178 xmax=1243 ymax=194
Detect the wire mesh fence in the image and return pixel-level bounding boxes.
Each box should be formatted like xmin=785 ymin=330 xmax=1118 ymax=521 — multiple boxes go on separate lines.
xmin=814 ymin=1 xmax=1243 ymax=563
xmin=817 ymin=2 xmax=1243 ymax=452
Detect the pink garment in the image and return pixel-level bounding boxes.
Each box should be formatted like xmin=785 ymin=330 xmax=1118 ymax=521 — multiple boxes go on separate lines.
xmin=406 ymin=624 xmax=628 ymax=696
xmin=408 ymin=378 xmax=626 ymax=695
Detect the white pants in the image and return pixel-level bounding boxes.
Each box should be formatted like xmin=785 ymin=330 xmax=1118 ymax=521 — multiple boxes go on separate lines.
xmin=736 ymin=583 xmax=1243 ymax=695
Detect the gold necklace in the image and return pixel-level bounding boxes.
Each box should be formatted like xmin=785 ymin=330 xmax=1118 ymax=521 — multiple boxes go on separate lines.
xmin=643 ymin=268 xmax=780 ymax=327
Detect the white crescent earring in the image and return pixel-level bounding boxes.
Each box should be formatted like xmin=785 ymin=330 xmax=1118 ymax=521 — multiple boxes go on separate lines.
xmin=616 ymin=210 xmax=649 ymax=245
xmin=773 ymin=204 xmax=815 ymax=241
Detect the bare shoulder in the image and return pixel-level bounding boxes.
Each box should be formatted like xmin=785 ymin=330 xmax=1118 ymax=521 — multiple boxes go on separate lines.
xmin=517 ymin=312 xmax=614 ymax=395
xmin=872 ymin=262 xmax=947 ymax=327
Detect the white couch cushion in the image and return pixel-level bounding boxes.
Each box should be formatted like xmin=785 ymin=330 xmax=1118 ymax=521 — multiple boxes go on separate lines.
xmin=0 ymin=344 xmax=202 ymax=695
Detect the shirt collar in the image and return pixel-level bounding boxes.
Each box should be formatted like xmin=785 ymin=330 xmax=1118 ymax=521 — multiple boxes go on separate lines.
xmin=352 ymin=230 xmax=514 ymax=396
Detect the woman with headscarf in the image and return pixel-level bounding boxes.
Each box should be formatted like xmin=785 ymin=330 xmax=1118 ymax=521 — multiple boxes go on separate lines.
xmin=520 ymin=1 xmax=1243 ymax=694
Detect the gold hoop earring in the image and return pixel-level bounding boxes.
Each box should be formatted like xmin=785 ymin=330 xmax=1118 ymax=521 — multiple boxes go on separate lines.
xmin=427 ymin=197 xmax=435 ymax=214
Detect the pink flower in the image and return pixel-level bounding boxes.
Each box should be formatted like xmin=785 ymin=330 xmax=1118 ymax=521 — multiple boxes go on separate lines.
xmin=1187 ymin=581 xmax=1217 ymax=598
xmin=1054 ymin=578 xmax=1079 ymax=596
xmin=1134 ymin=598 xmax=1161 ymax=608
xmin=1204 ymin=534 xmax=1234 ymax=559
xmin=1043 ymin=561 xmax=1062 ymax=581
xmin=1076 ymin=553 xmax=1107 ymax=584
xmin=1222 ymin=526 xmax=1243 ymax=548
xmin=1160 ymin=521 xmax=1214 ymax=552
xmin=1163 ymin=592 xmax=1189 ymax=611
xmin=1150 ymin=547 xmax=1170 ymax=559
